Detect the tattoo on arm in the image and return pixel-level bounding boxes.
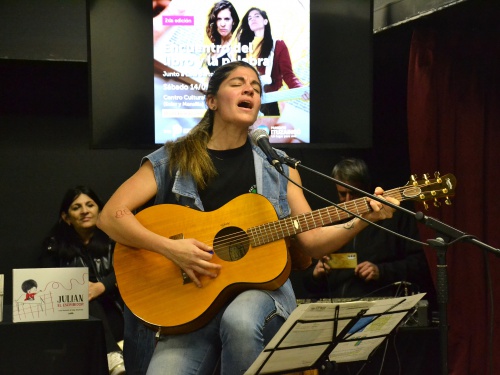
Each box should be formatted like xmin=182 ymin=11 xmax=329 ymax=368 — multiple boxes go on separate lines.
xmin=115 ymin=208 xmax=132 ymax=218
xmin=343 ymin=219 xmax=355 ymax=229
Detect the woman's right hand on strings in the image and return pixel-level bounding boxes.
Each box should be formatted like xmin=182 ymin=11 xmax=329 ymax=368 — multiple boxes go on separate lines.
xmin=166 ymin=238 xmax=221 ymax=288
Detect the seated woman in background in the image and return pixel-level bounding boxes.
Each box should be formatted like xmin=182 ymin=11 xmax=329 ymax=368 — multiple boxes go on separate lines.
xmin=39 ymin=185 xmax=125 ymax=375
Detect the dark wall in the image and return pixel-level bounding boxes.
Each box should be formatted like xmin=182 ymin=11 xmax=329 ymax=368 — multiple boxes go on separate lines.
xmin=0 ymin=2 xmax=413 ymax=305
xmin=0 ymin=60 xmax=149 ymax=305
xmin=0 ymin=0 xmax=87 ymax=61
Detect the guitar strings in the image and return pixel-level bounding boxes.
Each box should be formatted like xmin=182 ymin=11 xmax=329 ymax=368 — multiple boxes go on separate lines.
xmin=188 ymin=184 xmax=418 ymax=255
xmin=204 ymin=187 xmax=406 ymax=252
xmin=192 ymin=183 xmax=432 ymax=254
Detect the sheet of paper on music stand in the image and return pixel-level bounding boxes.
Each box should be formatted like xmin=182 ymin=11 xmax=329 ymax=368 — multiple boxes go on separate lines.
xmin=267 ymin=300 xmax=375 ymax=348
xmin=328 ymin=293 xmax=425 ymax=363
xmin=245 ymin=300 xmax=374 ymax=375
xmin=244 ymin=293 xmax=426 ymax=374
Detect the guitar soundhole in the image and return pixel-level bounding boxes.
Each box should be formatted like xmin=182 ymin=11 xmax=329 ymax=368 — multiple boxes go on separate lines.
xmin=213 ymin=226 xmax=249 ymax=262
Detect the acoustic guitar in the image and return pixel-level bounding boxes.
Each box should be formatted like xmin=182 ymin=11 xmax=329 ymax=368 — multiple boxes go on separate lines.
xmin=114 ymin=173 xmax=456 ymax=334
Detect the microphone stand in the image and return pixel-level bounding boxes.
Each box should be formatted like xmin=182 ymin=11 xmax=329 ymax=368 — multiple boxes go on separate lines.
xmin=281 ymin=156 xmax=500 ymax=375
xmin=412 ymin=213 xmax=500 ymax=375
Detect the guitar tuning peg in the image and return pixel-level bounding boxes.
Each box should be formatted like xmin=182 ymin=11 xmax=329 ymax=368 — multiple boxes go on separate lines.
xmin=423 ymin=201 xmax=429 ymax=210
xmin=434 ymin=171 xmax=442 ymax=183
xmin=423 ymin=173 xmax=430 ymax=185
xmin=433 ymin=198 xmax=441 ymax=208
xmin=411 ymin=174 xmax=418 ymax=186
xmin=445 ymin=197 xmax=452 ymax=205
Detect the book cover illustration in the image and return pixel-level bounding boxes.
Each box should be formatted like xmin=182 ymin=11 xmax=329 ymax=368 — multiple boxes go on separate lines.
xmin=12 ymin=267 xmax=89 ymax=323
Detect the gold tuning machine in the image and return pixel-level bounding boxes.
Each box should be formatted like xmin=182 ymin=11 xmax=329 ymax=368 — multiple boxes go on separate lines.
xmin=433 ymin=198 xmax=441 ymax=208
xmin=423 ymin=173 xmax=430 ymax=185
xmin=434 ymin=171 xmax=442 ymax=183
xmin=411 ymin=174 xmax=419 ymax=186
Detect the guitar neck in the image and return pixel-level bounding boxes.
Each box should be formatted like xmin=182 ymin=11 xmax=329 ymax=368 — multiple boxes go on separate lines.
xmin=249 ymin=187 xmax=406 ymax=247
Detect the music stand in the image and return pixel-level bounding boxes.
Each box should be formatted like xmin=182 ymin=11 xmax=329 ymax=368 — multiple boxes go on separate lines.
xmin=244 ymin=293 xmax=425 ymax=375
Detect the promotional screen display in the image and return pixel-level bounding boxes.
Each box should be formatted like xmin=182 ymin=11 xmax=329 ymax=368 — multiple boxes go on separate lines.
xmin=88 ymin=0 xmax=372 ymax=149
xmin=152 ymin=0 xmax=310 ymax=144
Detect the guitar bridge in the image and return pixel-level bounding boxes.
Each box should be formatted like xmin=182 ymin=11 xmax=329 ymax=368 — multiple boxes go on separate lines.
xmin=181 ymin=270 xmax=192 ymax=284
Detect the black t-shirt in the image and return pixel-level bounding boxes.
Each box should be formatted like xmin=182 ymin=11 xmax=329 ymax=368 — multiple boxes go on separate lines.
xmin=200 ymin=140 xmax=257 ymax=212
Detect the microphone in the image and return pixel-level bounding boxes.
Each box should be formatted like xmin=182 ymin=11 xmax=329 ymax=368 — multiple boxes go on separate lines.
xmin=250 ymin=128 xmax=284 ymax=173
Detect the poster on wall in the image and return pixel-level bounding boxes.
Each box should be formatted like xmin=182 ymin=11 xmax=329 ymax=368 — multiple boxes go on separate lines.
xmin=12 ymin=268 xmax=89 ymax=323
xmin=152 ymin=0 xmax=310 ymax=144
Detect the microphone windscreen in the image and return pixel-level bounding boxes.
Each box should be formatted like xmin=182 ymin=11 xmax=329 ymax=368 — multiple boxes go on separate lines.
xmin=250 ymin=128 xmax=269 ymax=145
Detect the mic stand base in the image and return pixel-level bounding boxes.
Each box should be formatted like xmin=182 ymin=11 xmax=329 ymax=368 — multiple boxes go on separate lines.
xmin=427 ymin=238 xmax=449 ymax=375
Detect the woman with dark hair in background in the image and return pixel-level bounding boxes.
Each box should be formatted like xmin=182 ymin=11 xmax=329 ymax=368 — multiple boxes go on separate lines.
xmin=236 ymin=7 xmax=308 ymax=116
xmin=39 ymin=185 xmax=125 ymax=375
xmin=205 ymin=0 xmax=240 ymax=73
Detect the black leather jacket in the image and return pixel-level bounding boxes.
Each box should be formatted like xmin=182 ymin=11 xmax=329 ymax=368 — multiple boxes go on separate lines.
xmin=40 ymin=234 xmax=123 ymax=312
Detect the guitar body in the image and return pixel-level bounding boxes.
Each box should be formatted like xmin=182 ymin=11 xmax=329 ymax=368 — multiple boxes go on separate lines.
xmin=114 ymin=193 xmax=291 ymax=335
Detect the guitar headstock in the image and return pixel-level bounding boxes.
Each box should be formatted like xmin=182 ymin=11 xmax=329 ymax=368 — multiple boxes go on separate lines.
xmin=404 ymin=172 xmax=456 ymax=209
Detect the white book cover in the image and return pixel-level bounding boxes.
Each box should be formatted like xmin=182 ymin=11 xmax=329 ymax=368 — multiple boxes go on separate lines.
xmin=12 ymin=268 xmax=89 ymax=323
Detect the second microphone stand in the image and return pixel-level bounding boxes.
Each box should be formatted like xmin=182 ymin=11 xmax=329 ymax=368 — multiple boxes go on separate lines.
xmin=280 ymin=156 xmax=500 ymax=375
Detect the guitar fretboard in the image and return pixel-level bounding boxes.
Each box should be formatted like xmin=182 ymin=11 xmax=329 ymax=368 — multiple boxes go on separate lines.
xmin=249 ymin=187 xmax=406 ymax=247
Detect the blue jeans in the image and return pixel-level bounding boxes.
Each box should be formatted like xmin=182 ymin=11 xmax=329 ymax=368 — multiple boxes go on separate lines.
xmin=146 ymin=280 xmax=296 ymax=375
xmin=123 ymin=305 xmax=157 ymax=375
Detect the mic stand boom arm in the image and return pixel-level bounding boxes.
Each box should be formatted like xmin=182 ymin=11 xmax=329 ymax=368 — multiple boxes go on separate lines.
xmin=285 ymin=155 xmax=499 ymax=255
xmin=283 ymin=156 xmax=415 ymax=216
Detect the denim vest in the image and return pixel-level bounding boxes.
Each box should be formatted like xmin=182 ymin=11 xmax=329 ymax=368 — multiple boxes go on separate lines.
xmin=142 ymin=139 xmax=297 ymax=320
xmin=142 ymin=138 xmax=291 ymax=219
